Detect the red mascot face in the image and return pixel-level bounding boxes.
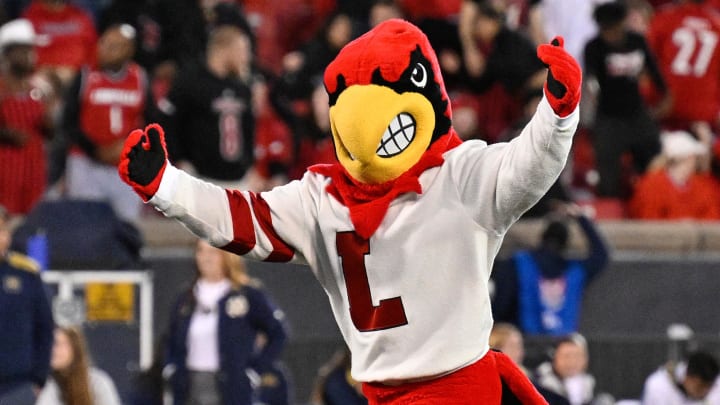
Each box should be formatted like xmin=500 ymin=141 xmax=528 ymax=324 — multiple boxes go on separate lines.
xmin=323 ymin=19 xmax=453 ymax=184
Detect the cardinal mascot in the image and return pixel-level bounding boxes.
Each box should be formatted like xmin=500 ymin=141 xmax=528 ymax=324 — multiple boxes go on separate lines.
xmin=119 ymin=19 xmax=580 ymax=404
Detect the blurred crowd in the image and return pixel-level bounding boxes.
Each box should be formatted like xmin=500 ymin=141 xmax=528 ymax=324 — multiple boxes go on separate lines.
xmin=2 ymin=0 xmax=720 ymax=225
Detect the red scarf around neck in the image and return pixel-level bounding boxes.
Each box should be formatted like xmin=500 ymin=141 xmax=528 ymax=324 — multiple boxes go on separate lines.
xmin=309 ymin=131 xmax=462 ymax=239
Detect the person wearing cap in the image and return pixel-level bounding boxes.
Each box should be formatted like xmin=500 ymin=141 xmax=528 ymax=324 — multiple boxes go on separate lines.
xmin=628 ymin=131 xmax=720 ymax=219
xmin=0 ymin=18 xmax=56 ymax=217
xmin=0 ymin=204 xmax=55 ymax=404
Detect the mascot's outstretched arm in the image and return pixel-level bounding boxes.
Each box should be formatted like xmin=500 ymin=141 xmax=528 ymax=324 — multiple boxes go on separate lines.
xmin=118 ymin=123 xmax=303 ymax=263
xmin=456 ymin=36 xmax=581 ymax=233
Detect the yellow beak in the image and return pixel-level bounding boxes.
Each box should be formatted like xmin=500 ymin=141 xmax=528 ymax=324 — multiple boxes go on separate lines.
xmin=329 ymin=84 xmax=436 ymax=184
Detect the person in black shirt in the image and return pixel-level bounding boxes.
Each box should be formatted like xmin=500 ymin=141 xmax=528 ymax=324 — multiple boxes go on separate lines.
xmin=584 ymin=1 xmax=670 ymax=198
xmin=460 ymin=2 xmax=546 ymax=96
xmin=457 ymin=2 xmax=546 ymax=141
xmin=160 ymin=25 xmax=260 ymax=189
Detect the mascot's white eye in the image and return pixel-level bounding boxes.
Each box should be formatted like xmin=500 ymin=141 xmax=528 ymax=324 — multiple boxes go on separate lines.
xmin=410 ymin=63 xmax=427 ymax=88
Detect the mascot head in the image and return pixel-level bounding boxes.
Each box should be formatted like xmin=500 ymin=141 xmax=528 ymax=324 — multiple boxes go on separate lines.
xmin=323 ymin=19 xmax=455 ymax=184
xmin=313 ymin=19 xmax=461 ymax=238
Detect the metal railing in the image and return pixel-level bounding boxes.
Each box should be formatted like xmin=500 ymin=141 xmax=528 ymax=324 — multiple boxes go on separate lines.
xmin=41 ymin=270 xmax=154 ymax=369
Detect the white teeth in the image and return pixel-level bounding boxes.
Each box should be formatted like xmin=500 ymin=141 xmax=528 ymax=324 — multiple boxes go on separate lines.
xmin=349 ymin=152 xmax=356 ymax=160
xmin=377 ymin=113 xmax=416 ymax=157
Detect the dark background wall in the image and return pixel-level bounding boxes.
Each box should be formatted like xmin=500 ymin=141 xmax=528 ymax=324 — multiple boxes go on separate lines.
xmin=74 ymin=252 xmax=720 ymax=403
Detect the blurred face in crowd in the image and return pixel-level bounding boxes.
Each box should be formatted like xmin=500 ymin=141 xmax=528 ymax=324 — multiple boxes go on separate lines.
xmin=370 ymin=3 xmax=402 ymax=28
xmin=327 ymin=14 xmax=352 ymax=50
xmin=0 ymin=214 xmax=10 ymax=258
xmin=683 ymin=375 xmax=714 ymax=400
xmin=600 ymin=23 xmax=626 ymax=46
xmin=226 ymin=31 xmax=252 ymax=78
xmin=452 ymin=105 xmax=479 ymax=141
xmin=498 ymin=329 xmax=525 ymax=365
xmin=51 ymin=329 xmax=75 ymax=371
xmin=553 ymin=341 xmax=588 ymax=379
xmin=195 ymin=240 xmax=227 ymax=282
xmin=4 ymin=44 xmax=36 ymax=76
xmin=97 ymin=25 xmax=135 ymax=71
xmin=668 ymin=154 xmax=700 ymax=183
xmin=312 ymin=83 xmax=330 ymax=132
xmin=474 ymin=13 xmax=501 ymax=45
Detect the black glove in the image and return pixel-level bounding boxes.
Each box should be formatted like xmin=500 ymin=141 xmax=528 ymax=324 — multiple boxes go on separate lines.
xmin=118 ymin=123 xmax=169 ymax=201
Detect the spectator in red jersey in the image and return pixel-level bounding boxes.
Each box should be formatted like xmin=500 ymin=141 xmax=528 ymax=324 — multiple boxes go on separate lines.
xmin=22 ymin=0 xmax=97 ymax=88
xmin=61 ymin=24 xmax=155 ymax=224
xmin=647 ymin=0 xmax=720 ymax=134
xmin=629 ymin=130 xmax=720 ymax=220
xmin=396 ymin=0 xmax=461 ymax=22
xmin=239 ymin=0 xmax=336 ymax=74
xmin=0 ymin=18 xmax=56 ymax=217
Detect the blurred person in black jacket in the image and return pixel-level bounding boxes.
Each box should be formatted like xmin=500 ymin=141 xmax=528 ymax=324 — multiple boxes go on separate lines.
xmin=159 ymin=25 xmax=262 ymax=190
xmin=0 ymin=204 xmax=54 ymax=405
xmin=584 ymin=1 xmax=670 ymax=198
xmin=309 ymin=348 xmax=367 ymax=405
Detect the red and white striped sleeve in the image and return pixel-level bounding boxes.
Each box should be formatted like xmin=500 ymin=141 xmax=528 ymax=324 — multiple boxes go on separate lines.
xmin=149 ymin=164 xmax=316 ymax=263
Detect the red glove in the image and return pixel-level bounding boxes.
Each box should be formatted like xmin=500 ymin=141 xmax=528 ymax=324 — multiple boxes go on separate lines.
xmin=117 ymin=123 xmax=168 ymax=202
xmin=537 ymin=37 xmax=582 ymax=117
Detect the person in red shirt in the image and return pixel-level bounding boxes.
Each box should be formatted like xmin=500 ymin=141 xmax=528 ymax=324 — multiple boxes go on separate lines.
xmin=62 ymin=24 xmax=154 ymax=224
xmin=0 ymin=19 xmax=56 ymax=217
xmin=629 ymin=130 xmax=720 ymax=220
xmin=646 ymin=0 xmax=720 ymax=132
xmin=22 ymin=0 xmax=97 ymax=87
xmin=397 ymin=0 xmax=462 ymax=21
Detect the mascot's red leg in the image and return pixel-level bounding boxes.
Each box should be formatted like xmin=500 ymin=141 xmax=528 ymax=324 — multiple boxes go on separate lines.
xmin=362 ymin=350 xmax=547 ymax=404
xmin=493 ymin=350 xmax=549 ymax=405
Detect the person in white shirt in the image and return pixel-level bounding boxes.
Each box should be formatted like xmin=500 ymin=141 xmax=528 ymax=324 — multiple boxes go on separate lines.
xmin=535 ymin=333 xmax=597 ymax=405
xmin=165 ymin=239 xmax=287 ymax=405
xmin=642 ymin=351 xmax=720 ymax=405
xmin=36 ymin=326 xmax=121 ymax=405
